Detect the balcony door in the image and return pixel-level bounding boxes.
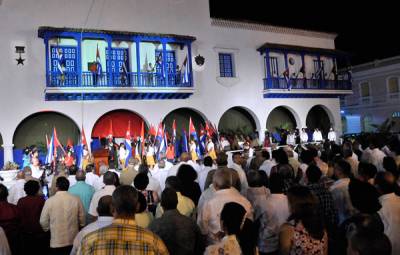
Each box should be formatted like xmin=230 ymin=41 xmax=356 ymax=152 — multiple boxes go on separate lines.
xmin=155 ymin=50 xmax=176 ymax=85
xmin=106 ymin=48 xmax=130 ymax=86
xmin=50 ymin=46 xmax=78 ymax=86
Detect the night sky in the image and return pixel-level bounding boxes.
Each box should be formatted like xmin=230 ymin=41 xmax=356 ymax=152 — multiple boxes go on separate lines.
xmin=210 ymin=1 xmax=398 ymax=66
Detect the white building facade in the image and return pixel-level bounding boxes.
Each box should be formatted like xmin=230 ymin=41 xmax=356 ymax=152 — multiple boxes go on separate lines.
xmin=342 ymin=56 xmax=400 ymax=134
xmin=0 ymin=0 xmax=351 ymax=165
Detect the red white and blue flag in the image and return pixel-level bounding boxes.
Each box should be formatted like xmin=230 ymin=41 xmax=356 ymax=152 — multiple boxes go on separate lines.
xmin=189 ymin=117 xmax=201 ymax=157
xmin=125 ymin=121 xmax=132 ymax=166
xmin=96 ymin=44 xmax=102 ymax=76
xmin=45 ymin=133 xmax=55 ymax=164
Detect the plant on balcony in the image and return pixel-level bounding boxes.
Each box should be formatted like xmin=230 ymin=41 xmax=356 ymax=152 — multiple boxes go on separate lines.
xmin=2 ymin=161 xmax=20 ymax=171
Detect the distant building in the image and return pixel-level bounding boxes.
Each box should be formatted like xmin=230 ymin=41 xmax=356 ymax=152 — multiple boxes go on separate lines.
xmin=341 ymin=56 xmax=400 ymax=133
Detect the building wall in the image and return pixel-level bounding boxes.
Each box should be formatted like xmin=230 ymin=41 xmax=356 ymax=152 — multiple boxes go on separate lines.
xmin=342 ymin=58 xmax=400 ymax=132
xmin=0 ymin=0 xmax=341 ymax=162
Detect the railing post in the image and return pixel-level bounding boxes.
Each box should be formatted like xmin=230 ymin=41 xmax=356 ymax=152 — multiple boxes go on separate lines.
xmin=265 ymin=50 xmax=271 ymax=89
xmin=187 ymin=42 xmax=193 ymax=87
xmin=107 ymin=36 xmax=113 ymax=87
xmin=135 ymin=37 xmax=141 ymax=87
xmin=162 ymin=40 xmax=168 ymax=87
xmin=284 ymin=51 xmax=289 ymax=89
xmin=317 ymin=54 xmax=322 ymax=89
xmin=76 ymin=34 xmax=82 ymax=87
xmin=300 ymin=53 xmax=306 ymax=88
xmin=44 ymin=35 xmax=50 ymax=87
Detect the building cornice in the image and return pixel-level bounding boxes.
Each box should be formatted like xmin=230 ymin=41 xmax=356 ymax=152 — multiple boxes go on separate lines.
xmin=211 ymin=18 xmax=337 ymax=40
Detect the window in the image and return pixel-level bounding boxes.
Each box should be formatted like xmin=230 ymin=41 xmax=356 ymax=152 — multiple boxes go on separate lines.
xmin=388 ymin=77 xmax=399 ymax=94
xmin=219 ymin=53 xmax=234 ymax=77
xmin=360 ymin=82 xmax=370 ymax=97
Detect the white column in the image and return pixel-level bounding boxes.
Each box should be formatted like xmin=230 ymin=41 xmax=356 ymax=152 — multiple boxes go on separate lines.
xmin=2 ymin=144 xmax=14 ymax=166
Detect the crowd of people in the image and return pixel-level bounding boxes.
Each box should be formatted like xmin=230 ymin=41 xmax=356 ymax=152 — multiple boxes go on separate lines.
xmin=1 ymin=131 xmax=400 ymax=255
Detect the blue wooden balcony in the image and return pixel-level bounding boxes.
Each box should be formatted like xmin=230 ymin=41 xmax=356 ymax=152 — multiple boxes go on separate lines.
xmin=263 ymin=77 xmax=352 ymax=98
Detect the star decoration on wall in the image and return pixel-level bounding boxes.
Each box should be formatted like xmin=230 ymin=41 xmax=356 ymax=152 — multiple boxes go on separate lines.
xmin=16 ymin=56 xmax=25 ymax=65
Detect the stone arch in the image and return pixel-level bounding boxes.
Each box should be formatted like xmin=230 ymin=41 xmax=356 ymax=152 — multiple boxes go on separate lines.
xmin=306 ymin=105 xmax=335 ymax=136
xmin=218 ymin=106 xmax=260 ymax=136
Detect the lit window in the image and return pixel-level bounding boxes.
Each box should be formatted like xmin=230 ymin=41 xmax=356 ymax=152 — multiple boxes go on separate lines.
xmin=388 ymin=77 xmax=399 ymax=94
xmin=360 ymin=82 xmax=370 ymax=97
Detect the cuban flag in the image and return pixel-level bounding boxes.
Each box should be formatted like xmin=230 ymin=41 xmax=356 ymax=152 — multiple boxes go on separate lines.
xmin=78 ymin=127 xmax=88 ymax=168
xmin=125 ymin=121 xmax=132 ymax=166
xmin=96 ymin=45 xmax=102 ymax=76
xmin=45 ymin=133 xmax=55 ymax=164
xmin=199 ymin=126 xmax=207 ymax=155
xmin=158 ymin=125 xmax=167 ymax=160
xmin=107 ymin=120 xmax=113 ymax=143
xmin=189 ymin=117 xmax=201 ymax=157
xmin=56 ymin=48 xmax=65 ymax=75
xmin=182 ymin=129 xmax=189 ymax=153
xmin=181 ymin=55 xmax=189 ymax=84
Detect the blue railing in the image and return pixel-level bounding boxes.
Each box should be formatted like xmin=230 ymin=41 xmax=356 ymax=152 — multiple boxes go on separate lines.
xmin=47 ymin=72 xmax=192 ymax=88
xmin=263 ymin=77 xmax=352 ymax=90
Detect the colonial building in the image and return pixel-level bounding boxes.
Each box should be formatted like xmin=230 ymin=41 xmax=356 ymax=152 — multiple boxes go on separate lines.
xmin=0 ymin=0 xmax=351 ymax=166
xmin=341 ymin=56 xmax=400 ymax=134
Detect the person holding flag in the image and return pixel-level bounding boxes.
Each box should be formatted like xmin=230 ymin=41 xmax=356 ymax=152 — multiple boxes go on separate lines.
xmin=180 ymin=55 xmax=190 ymax=85
xmin=181 ymin=129 xmax=189 ymax=154
xmin=120 ymin=121 xmax=132 ymax=168
xmin=78 ymin=127 xmax=91 ymax=170
xmin=188 ymin=117 xmax=200 ymax=161
xmin=206 ymin=137 xmax=217 ymax=160
xmin=56 ymin=47 xmax=65 ymax=85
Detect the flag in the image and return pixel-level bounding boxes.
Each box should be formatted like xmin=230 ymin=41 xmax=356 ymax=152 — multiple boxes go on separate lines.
xmin=125 ymin=121 xmax=132 ymax=166
xmin=67 ymin=137 xmax=74 ymax=148
xmin=45 ymin=134 xmax=50 ymax=149
xmin=181 ymin=55 xmax=189 ymax=84
xmin=45 ymin=133 xmax=55 ymax=165
xmin=140 ymin=121 xmax=145 ymax=156
xmin=205 ymin=121 xmax=213 ymax=138
xmin=149 ymin=124 xmax=157 ymax=136
xmin=108 ymin=120 xmax=113 ymax=143
xmin=188 ymin=117 xmax=201 ymax=158
xmin=283 ymin=68 xmax=291 ymax=90
xmin=56 ymin=48 xmax=65 ymax=75
xmin=199 ymin=125 xmax=207 ymax=155
xmin=79 ymin=127 xmax=89 ymax=169
xmin=172 ymin=119 xmax=177 ymax=140
xmin=315 ymin=64 xmax=323 ymax=79
xmin=53 ymin=127 xmax=65 ymax=157
xmin=157 ymin=125 xmax=167 ymax=160
xmin=96 ymin=44 xmax=102 ymax=76
xmin=182 ymin=129 xmax=189 ymax=153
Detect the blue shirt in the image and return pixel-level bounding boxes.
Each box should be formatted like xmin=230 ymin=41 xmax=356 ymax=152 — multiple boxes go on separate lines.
xmin=68 ymin=181 xmax=95 ymax=213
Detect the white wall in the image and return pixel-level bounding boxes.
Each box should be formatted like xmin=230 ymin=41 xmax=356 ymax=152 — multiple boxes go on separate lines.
xmin=0 ymin=0 xmax=340 ymax=162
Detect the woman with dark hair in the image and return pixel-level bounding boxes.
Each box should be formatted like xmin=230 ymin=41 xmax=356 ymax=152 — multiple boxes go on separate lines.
xmin=279 ymin=185 xmax=327 ymax=255
xmin=134 ymin=172 xmax=159 ymax=214
xmin=205 ymin=202 xmax=257 ymax=255
xmin=270 ymin=148 xmax=295 ymax=193
xmin=176 ymin=164 xmax=201 ymax=205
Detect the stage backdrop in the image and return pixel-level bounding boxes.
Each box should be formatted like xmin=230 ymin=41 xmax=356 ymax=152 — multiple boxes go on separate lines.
xmin=91 ymin=110 xmax=145 ymax=138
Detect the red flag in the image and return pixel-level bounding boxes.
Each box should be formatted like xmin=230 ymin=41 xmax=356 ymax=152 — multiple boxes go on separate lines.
xmin=205 ymin=121 xmax=214 ymax=137
xmin=189 ymin=117 xmax=196 ymax=135
xmin=81 ymin=127 xmax=88 ymax=147
xmin=140 ymin=121 xmax=145 ymax=156
xmin=172 ymin=119 xmax=177 ymax=138
xmin=126 ymin=121 xmax=131 ymax=141
xmin=53 ymin=127 xmax=62 ymax=148
xmin=67 ymin=137 xmax=74 ymax=148
xmin=149 ymin=124 xmax=156 ymax=136
xmin=45 ymin=134 xmax=50 ymax=148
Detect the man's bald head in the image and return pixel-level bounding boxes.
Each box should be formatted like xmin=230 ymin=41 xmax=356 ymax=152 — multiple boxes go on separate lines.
xmin=75 ymin=170 xmax=86 ymax=181
xmin=213 ymin=168 xmax=232 ymax=190
xmin=16 ymin=171 xmax=25 ymax=180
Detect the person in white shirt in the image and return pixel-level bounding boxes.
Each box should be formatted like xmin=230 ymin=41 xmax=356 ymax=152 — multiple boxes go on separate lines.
xmin=30 ymin=157 xmax=43 ymax=179
xmin=312 ymin=128 xmax=323 ymax=143
xmin=197 ymin=168 xmax=253 ymax=244
xmin=229 ymin=152 xmax=249 ymax=194
xmin=70 ymin=195 xmax=113 ymax=255
xmin=118 ymin=143 xmax=129 ymax=169
xmin=7 ymin=171 xmax=26 ymax=205
xmin=327 ymin=128 xmax=337 ymax=143
xmin=259 ymin=151 xmax=277 ymax=177
xmin=107 ymin=160 xmax=120 ymax=177
xmin=67 ymin=166 xmax=77 ymax=187
xmin=40 ymin=177 xmax=85 ymax=254
xmin=0 ymin=227 xmax=11 ymax=255
xmin=300 ymin=128 xmax=308 ymax=143
xmin=84 ymin=164 xmax=100 ymax=190
xmin=168 ymin=152 xmax=198 ymax=176
xmin=365 ymin=140 xmax=386 ymax=172
xmin=151 ymin=159 xmax=173 ymax=191
xmin=88 ymin=172 xmax=116 ymax=219
xmin=286 ymin=131 xmax=296 ymax=146
xmin=220 ymin=136 xmax=231 ymax=151
xmin=329 ymin=160 xmax=356 ymax=224
xmin=375 ymin=172 xmax=400 ymax=255
xmin=198 ymin=156 xmax=215 ymax=191
xmin=258 ymin=172 xmax=290 ymax=254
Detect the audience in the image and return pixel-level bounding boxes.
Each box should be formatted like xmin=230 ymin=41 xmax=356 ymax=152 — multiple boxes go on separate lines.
xmin=79 ymin=185 xmax=168 ymax=255
xmin=7 ymin=171 xmax=26 ymax=205
xmin=68 ymin=170 xmax=95 ymax=214
xmin=135 ymin=192 xmax=154 ymax=228
xmin=177 ymin=164 xmax=202 ymax=205
xmin=0 ymin=184 xmax=20 ymax=255
xmin=88 ymin=171 xmax=116 ymax=219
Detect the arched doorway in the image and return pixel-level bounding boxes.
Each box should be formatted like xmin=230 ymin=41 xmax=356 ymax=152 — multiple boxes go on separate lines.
xmin=162 ymin=108 xmax=206 ymax=137
xmin=13 ymin=111 xmax=80 ymax=166
xmin=91 ymin=109 xmax=148 ymax=149
xmin=266 ymin=106 xmax=298 ymax=132
xmin=306 ymin=105 xmax=333 ymax=136
xmin=218 ymin=107 xmax=257 ymax=136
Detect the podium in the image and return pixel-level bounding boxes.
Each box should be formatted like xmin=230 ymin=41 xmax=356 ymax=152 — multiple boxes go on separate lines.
xmin=92 ymin=148 xmax=109 ymax=175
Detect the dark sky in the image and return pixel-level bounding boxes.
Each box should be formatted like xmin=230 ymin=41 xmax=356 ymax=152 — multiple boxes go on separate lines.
xmin=210 ymin=1 xmax=398 ymax=65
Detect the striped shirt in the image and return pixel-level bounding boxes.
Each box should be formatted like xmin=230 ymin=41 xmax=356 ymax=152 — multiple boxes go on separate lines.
xmin=78 ymin=218 xmax=169 ymax=255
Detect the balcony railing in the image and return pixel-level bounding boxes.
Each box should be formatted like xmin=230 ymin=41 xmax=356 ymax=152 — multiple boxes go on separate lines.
xmin=47 ymin=72 xmax=192 ymax=88
xmin=263 ymin=77 xmax=352 ymax=90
